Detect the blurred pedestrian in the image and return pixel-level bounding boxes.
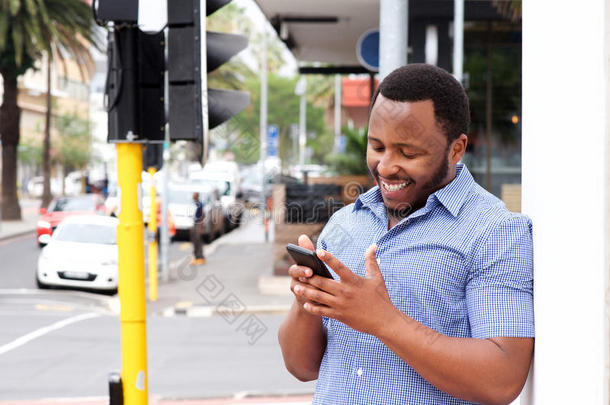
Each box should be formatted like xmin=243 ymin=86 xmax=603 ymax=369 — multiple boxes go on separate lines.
xmin=190 ymin=192 xmax=205 ymax=265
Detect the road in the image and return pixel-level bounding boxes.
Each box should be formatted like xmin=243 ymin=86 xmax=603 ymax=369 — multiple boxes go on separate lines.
xmin=0 ymin=232 xmax=315 ymax=402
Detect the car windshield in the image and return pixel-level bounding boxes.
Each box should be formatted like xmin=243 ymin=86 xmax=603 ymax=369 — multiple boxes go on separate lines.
xmin=54 ymin=223 xmax=117 ymax=245
xmin=48 ymin=197 xmax=96 ymax=212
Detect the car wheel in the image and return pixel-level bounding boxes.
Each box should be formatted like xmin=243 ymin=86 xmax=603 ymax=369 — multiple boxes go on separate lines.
xmin=36 ymin=275 xmax=50 ymax=289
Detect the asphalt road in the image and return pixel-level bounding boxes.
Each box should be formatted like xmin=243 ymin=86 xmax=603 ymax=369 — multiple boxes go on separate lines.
xmin=0 ymin=233 xmax=315 ymax=402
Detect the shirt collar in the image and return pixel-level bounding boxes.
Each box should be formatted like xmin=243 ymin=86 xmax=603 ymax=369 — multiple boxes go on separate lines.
xmin=353 ymin=163 xmax=474 ymax=218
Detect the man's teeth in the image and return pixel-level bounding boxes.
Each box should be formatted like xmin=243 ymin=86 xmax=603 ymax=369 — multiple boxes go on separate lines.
xmin=382 ymin=181 xmax=408 ymax=192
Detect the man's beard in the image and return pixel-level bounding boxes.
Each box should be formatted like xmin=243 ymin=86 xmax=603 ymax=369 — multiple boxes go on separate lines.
xmin=380 ymin=151 xmax=450 ymax=222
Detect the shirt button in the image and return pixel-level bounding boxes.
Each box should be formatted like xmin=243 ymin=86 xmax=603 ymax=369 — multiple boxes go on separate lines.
xmin=356 ymin=368 xmax=363 ymax=376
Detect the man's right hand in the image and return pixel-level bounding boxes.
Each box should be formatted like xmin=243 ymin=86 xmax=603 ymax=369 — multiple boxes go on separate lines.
xmin=288 ymin=234 xmax=320 ymax=309
xmin=279 ymin=234 xmax=327 ymax=381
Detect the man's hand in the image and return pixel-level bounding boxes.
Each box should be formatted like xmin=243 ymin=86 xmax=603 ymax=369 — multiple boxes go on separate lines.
xmin=288 ymin=234 xmax=322 ymax=310
xmin=293 ymin=244 xmax=398 ymax=336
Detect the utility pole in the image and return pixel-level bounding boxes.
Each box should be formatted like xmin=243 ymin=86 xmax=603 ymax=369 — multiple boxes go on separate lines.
xmin=295 ymin=77 xmax=307 ymax=166
xmin=147 ymin=167 xmax=158 ymax=302
xmin=160 ymin=25 xmax=170 ymax=283
xmin=453 ymin=0 xmax=464 ymax=83
xmin=259 ymin=31 xmax=268 ymax=241
xmin=379 ymin=0 xmax=408 ymax=80
xmin=334 ymin=74 xmax=342 ymax=153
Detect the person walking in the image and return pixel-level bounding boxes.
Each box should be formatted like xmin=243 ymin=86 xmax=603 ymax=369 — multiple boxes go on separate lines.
xmin=190 ymin=192 xmax=205 ymax=265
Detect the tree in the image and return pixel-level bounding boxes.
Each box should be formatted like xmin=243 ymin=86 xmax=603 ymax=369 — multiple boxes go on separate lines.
xmin=326 ymin=126 xmax=369 ymax=175
xmin=0 ymin=0 xmax=100 ymax=219
xmin=54 ymin=111 xmax=91 ymax=175
xmin=220 ymin=74 xmax=331 ymax=166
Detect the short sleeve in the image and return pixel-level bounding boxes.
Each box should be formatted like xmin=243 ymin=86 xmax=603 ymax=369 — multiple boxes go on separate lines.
xmin=466 ymin=215 xmax=535 ymax=339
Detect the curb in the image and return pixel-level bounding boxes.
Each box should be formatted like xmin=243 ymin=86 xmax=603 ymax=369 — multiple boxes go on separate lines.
xmin=161 ymin=304 xmax=291 ymax=317
xmin=0 ymin=229 xmax=36 ymax=242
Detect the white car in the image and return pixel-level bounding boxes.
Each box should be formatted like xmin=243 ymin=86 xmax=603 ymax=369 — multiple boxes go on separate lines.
xmin=36 ymin=215 xmax=119 ymax=293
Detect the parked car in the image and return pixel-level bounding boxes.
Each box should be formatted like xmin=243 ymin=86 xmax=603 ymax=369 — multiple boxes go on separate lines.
xmin=36 ymin=215 xmax=119 ymax=293
xmin=37 ymin=194 xmax=106 ymax=247
xmin=168 ymin=184 xmax=224 ymax=242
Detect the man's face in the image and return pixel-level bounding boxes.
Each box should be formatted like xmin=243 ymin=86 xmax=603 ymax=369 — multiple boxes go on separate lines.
xmin=367 ymin=95 xmax=465 ymax=216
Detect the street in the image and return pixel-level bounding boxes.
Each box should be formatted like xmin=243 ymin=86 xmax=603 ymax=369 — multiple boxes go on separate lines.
xmin=0 ymin=226 xmax=315 ymax=402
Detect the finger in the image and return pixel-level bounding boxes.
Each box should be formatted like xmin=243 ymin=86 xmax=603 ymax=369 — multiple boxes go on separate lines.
xmin=316 ymin=249 xmax=360 ymax=284
xmin=364 ymin=244 xmax=382 ymax=279
xmin=297 ymin=234 xmax=315 ymax=251
xmin=307 ymin=275 xmax=343 ymax=296
xmin=288 ymin=264 xmax=313 ymax=279
xmin=293 ymin=284 xmax=338 ymax=307
xmin=303 ymin=301 xmax=334 ymax=318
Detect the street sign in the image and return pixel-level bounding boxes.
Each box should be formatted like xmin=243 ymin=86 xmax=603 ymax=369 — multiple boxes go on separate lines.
xmin=356 ymin=29 xmax=379 ymax=72
xmin=267 ymin=125 xmax=279 ymax=157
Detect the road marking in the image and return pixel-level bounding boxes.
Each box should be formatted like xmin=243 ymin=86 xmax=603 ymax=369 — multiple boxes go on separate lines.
xmin=35 ymin=303 xmax=74 ymax=312
xmin=0 ymin=312 xmax=101 ymax=356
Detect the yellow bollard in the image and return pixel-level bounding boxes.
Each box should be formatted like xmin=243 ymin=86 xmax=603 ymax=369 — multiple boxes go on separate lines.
xmin=147 ymin=167 xmax=158 ymax=302
xmin=116 ymin=143 xmax=148 ymax=405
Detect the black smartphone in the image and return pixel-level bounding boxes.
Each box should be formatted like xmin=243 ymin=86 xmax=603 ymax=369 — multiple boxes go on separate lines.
xmin=286 ymin=243 xmax=333 ymax=278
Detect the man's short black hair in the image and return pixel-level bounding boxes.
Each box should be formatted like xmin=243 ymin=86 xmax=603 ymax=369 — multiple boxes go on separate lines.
xmin=371 ymin=64 xmax=470 ymax=143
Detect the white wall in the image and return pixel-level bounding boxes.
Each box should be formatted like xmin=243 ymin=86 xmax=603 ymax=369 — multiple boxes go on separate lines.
xmin=521 ymin=0 xmax=610 ymax=403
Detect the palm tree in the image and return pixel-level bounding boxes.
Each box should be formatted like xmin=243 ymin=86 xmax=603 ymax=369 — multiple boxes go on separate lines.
xmin=39 ymin=0 xmax=100 ymax=208
xmin=0 ymin=0 xmax=100 ymax=219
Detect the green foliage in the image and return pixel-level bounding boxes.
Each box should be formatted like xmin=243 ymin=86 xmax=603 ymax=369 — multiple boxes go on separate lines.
xmin=18 ymin=137 xmax=42 ymax=166
xmin=54 ymin=111 xmax=91 ymax=171
xmin=219 ymin=74 xmax=331 ymax=165
xmin=0 ymin=0 xmax=101 ymax=75
xmin=326 ymin=126 xmax=369 ymax=175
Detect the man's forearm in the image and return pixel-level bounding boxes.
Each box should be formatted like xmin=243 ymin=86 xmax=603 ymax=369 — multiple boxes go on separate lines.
xmin=377 ymin=309 xmax=532 ymax=405
xmin=278 ymin=301 xmax=327 ymax=382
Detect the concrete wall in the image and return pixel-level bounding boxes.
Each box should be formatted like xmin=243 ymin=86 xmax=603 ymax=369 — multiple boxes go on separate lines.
xmin=520 ymin=0 xmax=610 ymax=403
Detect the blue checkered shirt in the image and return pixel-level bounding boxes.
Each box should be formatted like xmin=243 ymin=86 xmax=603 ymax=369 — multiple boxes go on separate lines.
xmin=312 ymin=164 xmax=534 ymax=404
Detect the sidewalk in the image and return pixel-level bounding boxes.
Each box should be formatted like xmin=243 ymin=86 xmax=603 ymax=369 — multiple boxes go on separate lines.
xmin=147 ymin=211 xmax=293 ymax=317
xmin=0 ymin=199 xmax=40 ymax=241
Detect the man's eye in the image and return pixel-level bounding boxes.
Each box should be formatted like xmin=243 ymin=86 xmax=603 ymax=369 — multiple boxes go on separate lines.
xmin=401 ymin=151 xmax=417 ymax=159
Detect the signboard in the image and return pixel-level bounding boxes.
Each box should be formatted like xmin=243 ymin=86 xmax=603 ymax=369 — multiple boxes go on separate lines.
xmin=356 ymin=29 xmax=379 ymax=72
xmin=267 ymin=125 xmax=279 ymax=157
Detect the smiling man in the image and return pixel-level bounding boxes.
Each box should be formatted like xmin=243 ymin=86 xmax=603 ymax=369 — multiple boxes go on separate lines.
xmin=278 ymin=64 xmax=534 ymax=404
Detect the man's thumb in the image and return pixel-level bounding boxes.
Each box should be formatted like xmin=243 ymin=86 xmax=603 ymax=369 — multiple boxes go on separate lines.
xmin=365 ymin=244 xmax=381 ymax=278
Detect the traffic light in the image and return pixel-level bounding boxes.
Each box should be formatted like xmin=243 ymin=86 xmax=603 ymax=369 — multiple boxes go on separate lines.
xmin=167 ymin=0 xmax=250 ymax=161
xmin=106 ymin=26 xmax=165 ymax=143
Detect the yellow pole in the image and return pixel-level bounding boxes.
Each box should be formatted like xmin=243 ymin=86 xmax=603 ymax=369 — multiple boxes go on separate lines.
xmin=147 ymin=167 xmax=158 ymax=302
xmin=116 ymin=143 xmax=148 ymax=405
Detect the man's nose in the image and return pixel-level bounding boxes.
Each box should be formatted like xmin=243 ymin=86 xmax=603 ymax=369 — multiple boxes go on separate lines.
xmin=377 ymin=152 xmax=399 ymax=177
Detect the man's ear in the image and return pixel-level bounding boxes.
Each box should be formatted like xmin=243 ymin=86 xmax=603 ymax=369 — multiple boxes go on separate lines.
xmin=449 ymin=134 xmax=468 ymax=164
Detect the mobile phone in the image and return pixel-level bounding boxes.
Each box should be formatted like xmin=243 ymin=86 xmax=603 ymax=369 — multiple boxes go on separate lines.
xmin=286 ymin=243 xmax=333 ymax=278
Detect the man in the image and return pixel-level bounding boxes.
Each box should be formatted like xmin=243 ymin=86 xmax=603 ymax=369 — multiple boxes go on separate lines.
xmin=191 ymin=192 xmax=205 ymax=265
xmin=278 ymin=64 xmax=534 ymax=404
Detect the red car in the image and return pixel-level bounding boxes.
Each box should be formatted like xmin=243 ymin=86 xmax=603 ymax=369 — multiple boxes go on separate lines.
xmin=37 ymin=194 xmax=106 ymax=247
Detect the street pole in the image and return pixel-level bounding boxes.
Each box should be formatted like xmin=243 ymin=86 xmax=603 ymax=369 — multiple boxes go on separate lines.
xmin=259 ymin=30 xmax=268 ymax=241
xmin=160 ymin=26 xmax=170 ymax=283
xmin=299 ymin=79 xmax=307 ymax=166
xmin=116 ymin=142 xmax=148 ymax=405
xmin=147 ymin=167 xmax=158 ymax=302
xmin=379 ymin=0 xmax=408 ymax=80
xmin=334 ymin=74 xmax=342 ymax=153
xmin=453 ymin=0 xmax=464 ymax=83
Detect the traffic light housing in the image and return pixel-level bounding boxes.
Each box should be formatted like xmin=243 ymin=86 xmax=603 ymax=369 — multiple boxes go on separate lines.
xmin=106 ymin=26 xmax=165 ymax=143
xmin=167 ymin=0 xmax=250 ymax=161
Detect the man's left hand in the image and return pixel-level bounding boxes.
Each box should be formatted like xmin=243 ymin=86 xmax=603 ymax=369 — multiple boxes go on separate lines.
xmin=293 ymin=244 xmax=398 ymax=336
